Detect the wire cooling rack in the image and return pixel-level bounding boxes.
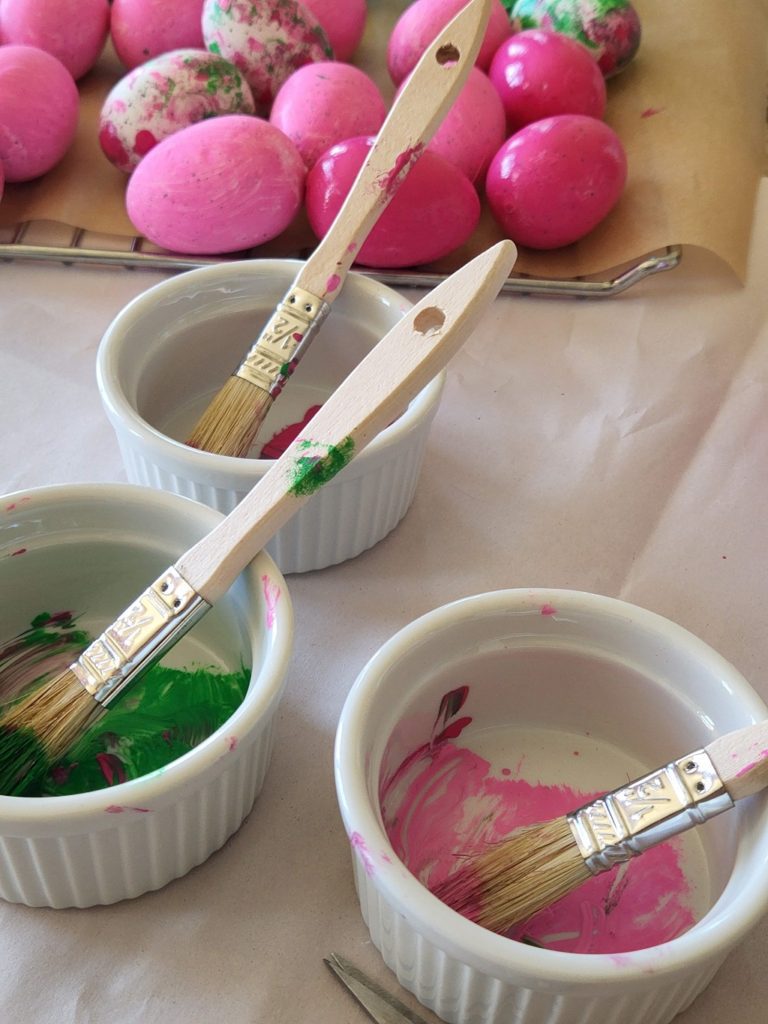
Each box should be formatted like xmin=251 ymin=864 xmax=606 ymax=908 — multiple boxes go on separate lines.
xmin=0 ymin=219 xmax=682 ymax=298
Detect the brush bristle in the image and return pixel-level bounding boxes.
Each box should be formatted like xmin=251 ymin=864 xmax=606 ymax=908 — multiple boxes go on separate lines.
xmin=0 ymin=668 xmax=103 ymax=795
xmin=186 ymin=376 xmax=274 ymax=458
xmin=432 ymin=817 xmax=591 ymax=933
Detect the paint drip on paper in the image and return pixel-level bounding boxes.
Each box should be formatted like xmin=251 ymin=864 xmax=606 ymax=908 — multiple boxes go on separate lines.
xmin=380 ymin=686 xmax=697 ymax=954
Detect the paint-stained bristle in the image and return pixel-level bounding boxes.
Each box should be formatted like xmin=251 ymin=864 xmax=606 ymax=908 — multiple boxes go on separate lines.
xmin=0 ymin=668 xmax=103 ymax=795
xmin=433 ymin=817 xmax=591 ymax=934
xmin=186 ymin=376 xmax=273 ymax=458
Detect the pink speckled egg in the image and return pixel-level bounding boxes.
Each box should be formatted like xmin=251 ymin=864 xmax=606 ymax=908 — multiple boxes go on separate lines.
xmin=99 ymin=49 xmax=255 ymax=173
xmin=489 ymin=29 xmax=606 ymax=132
xmin=485 ymin=114 xmax=627 ymax=249
xmin=302 ymin=0 xmax=367 ymax=61
xmin=0 ymin=45 xmax=79 ymax=182
xmin=396 ymin=65 xmax=505 ymax=184
xmin=270 ymin=62 xmax=386 ymax=169
xmin=0 ymin=0 xmax=110 ymax=79
xmin=126 ymin=115 xmax=305 ymax=254
xmin=201 ymin=0 xmax=333 ymax=111
xmin=306 ymin=136 xmax=481 ymax=268
xmin=111 ymin=0 xmax=204 ymax=71
xmin=387 ymin=0 xmax=512 ymax=85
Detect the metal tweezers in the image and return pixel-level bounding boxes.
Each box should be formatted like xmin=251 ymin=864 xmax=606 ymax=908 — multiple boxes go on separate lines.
xmin=324 ymin=953 xmax=433 ymax=1024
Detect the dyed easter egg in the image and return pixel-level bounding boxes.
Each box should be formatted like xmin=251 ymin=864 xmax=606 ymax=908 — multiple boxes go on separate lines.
xmin=485 ymin=114 xmax=627 ymax=249
xmin=511 ymin=0 xmax=641 ymax=77
xmin=397 ymin=66 xmax=505 ymax=183
xmin=0 ymin=0 xmax=110 ymax=80
xmin=489 ymin=29 xmax=606 ymax=132
xmin=302 ymin=0 xmax=367 ymax=61
xmin=110 ymin=0 xmax=205 ymax=71
xmin=0 ymin=45 xmax=79 ymax=182
xmin=387 ymin=0 xmax=512 ymax=84
xmin=270 ymin=62 xmax=386 ymax=169
xmin=99 ymin=50 xmax=255 ymax=173
xmin=201 ymin=0 xmax=333 ymax=111
xmin=306 ymin=136 xmax=481 ymax=268
xmin=126 ymin=115 xmax=305 ymax=254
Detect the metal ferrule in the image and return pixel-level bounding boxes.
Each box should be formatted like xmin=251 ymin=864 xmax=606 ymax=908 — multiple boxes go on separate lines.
xmin=567 ymin=749 xmax=735 ymax=875
xmin=234 ymin=286 xmax=330 ymax=397
xmin=70 ymin=567 xmax=210 ymax=707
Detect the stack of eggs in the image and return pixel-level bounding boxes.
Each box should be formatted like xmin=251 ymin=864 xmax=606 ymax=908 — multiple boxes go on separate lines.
xmin=0 ymin=0 xmax=641 ymax=262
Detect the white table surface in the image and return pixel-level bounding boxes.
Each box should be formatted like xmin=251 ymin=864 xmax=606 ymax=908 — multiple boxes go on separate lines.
xmin=2 ymin=181 xmax=768 ymax=1023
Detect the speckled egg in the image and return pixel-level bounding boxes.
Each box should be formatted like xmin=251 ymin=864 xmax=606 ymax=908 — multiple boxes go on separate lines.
xmin=0 ymin=0 xmax=110 ymax=80
xmin=396 ymin=65 xmax=505 ymax=184
xmin=0 ymin=45 xmax=79 ymax=182
xmin=111 ymin=0 xmax=205 ymax=71
xmin=387 ymin=0 xmax=512 ymax=85
xmin=126 ymin=114 xmax=306 ymax=254
xmin=99 ymin=49 xmax=255 ymax=173
xmin=485 ymin=114 xmax=627 ymax=249
xmin=306 ymin=136 xmax=481 ymax=268
xmin=511 ymin=0 xmax=642 ymax=76
xmin=302 ymin=0 xmax=367 ymax=61
xmin=270 ymin=62 xmax=386 ymax=169
xmin=201 ymin=0 xmax=333 ymax=111
xmin=489 ymin=29 xmax=606 ymax=132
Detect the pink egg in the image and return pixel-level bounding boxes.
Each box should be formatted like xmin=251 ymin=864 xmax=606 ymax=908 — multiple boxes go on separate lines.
xmin=387 ymin=0 xmax=512 ymax=84
xmin=0 ymin=0 xmax=110 ymax=79
xmin=202 ymin=0 xmax=333 ymax=111
xmin=489 ymin=29 xmax=606 ymax=132
xmin=302 ymin=0 xmax=367 ymax=61
xmin=126 ymin=115 xmax=305 ymax=254
xmin=0 ymin=45 xmax=79 ymax=182
xmin=485 ymin=114 xmax=627 ymax=249
xmin=111 ymin=0 xmax=204 ymax=70
xmin=270 ymin=62 xmax=386 ymax=169
xmin=396 ymin=65 xmax=505 ymax=184
xmin=99 ymin=50 xmax=255 ymax=173
xmin=306 ymin=136 xmax=481 ymax=268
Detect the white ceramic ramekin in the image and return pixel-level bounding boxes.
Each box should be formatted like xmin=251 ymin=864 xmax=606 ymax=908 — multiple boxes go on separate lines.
xmin=335 ymin=589 xmax=768 ymax=1024
xmin=96 ymin=260 xmax=443 ymax=574
xmin=0 ymin=483 xmax=293 ymax=908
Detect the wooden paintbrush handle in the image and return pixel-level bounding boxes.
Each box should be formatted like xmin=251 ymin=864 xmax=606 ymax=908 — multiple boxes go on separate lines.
xmin=294 ymin=0 xmax=492 ymax=302
xmin=175 ymin=240 xmax=517 ymax=602
xmin=707 ymin=721 xmax=768 ymax=801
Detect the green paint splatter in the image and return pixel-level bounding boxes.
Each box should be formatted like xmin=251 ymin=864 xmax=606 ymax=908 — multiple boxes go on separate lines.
xmin=288 ymin=436 xmax=355 ymax=496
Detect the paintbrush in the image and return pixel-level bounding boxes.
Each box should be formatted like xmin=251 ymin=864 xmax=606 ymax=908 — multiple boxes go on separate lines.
xmin=433 ymin=721 xmax=768 ymax=933
xmin=0 ymin=239 xmax=517 ymax=796
xmin=185 ymin=0 xmax=492 ymax=458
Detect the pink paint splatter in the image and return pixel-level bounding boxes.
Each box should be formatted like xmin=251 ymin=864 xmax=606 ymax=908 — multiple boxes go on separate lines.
xmin=379 ymin=143 xmax=424 ymax=197
xmin=261 ymin=574 xmax=281 ymax=629
xmin=641 ymin=107 xmax=664 ymax=118
xmin=736 ymin=750 xmax=768 ymax=777
xmin=105 ymin=805 xmax=150 ymax=814
xmin=10 ymin=548 xmax=26 ymax=557
xmin=5 ymin=497 xmax=30 ymax=512
xmin=350 ymin=830 xmax=376 ymax=877
xmin=347 ymin=242 xmax=357 ymax=253
xmin=227 ymin=736 xmax=238 ymax=752
xmin=133 ymin=129 xmax=158 ymax=155
xmin=325 ymin=273 xmax=341 ymax=294
xmin=292 ymin=332 xmax=303 ymax=342
xmin=540 ymin=604 xmax=557 ymax=616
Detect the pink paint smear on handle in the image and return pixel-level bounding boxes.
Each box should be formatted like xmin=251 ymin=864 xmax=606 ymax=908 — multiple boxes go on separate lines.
xmin=382 ymin=736 xmax=695 ymax=954
xmin=261 ymin=574 xmax=281 ymax=629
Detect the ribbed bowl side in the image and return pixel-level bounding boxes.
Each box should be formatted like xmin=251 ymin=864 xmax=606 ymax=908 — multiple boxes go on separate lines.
xmin=351 ymin=855 xmax=725 ymax=1024
xmin=0 ymin=713 xmax=277 ymax=908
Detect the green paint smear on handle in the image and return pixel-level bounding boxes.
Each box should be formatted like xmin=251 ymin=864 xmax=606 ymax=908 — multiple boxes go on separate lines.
xmin=288 ymin=436 xmax=355 ymax=496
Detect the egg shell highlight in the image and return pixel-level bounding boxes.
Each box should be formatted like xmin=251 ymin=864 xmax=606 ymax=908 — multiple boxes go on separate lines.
xmin=99 ymin=49 xmax=256 ymax=173
xmin=489 ymin=29 xmax=606 ymax=132
xmin=387 ymin=0 xmax=512 ymax=85
xmin=201 ymin=0 xmax=333 ymax=111
xmin=397 ymin=65 xmax=505 ymax=183
xmin=270 ymin=62 xmax=386 ymax=169
xmin=111 ymin=0 xmax=205 ymax=71
xmin=0 ymin=0 xmax=110 ymax=80
xmin=306 ymin=136 xmax=481 ymax=268
xmin=0 ymin=45 xmax=79 ymax=182
xmin=511 ymin=0 xmax=642 ymax=77
xmin=126 ymin=115 xmax=306 ymax=254
xmin=485 ymin=114 xmax=627 ymax=249
xmin=302 ymin=0 xmax=367 ymax=61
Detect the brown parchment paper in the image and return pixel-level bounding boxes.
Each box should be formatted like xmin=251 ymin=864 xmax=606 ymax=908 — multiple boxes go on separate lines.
xmin=0 ymin=0 xmax=765 ymax=281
